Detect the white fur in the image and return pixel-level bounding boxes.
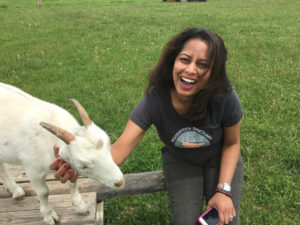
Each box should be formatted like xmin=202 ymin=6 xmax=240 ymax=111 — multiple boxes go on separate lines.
xmin=0 ymin=82 xmax=124 ymax=225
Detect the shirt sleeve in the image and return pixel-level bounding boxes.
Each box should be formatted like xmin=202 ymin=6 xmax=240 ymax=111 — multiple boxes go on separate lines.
xmin=130 ymin=97 xmax=153 ymax=131
xmin=222 ymin=90 xmax=243 ymax=127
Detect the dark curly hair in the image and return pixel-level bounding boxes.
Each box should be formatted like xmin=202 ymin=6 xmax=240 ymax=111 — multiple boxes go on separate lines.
xmin=146 ymin=27 xmax=232 ymax=122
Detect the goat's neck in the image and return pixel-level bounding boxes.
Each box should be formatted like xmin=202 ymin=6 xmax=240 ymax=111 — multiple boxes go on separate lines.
xmin=58 ymin=145 xmax=72 ymax=164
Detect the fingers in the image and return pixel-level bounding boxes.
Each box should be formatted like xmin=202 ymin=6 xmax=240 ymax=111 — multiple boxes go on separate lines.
xmin=230 ymin=207 xmax=236 ymax=223
xmin=209 ymin=192 xmax=236 ymax=224
xmin=50 ymin=145 xmax=63 ymax=170
xmin=218 ymin=213 xmax=228 ymax=225
xmin=232 ymin=207 xmax=236 ymax=217
xmin=69 ymin=172 xmax=79 ymax=183
xmin=60 ymin=169 xmax=74 ymax=183
xmin=218 ymin=211 xmax=227 ymax=225
xmin=53 ymin=145 xmax=60 ymax=158
xmin=54 ymin=163 xmax=69 ymax=180
xmin=226 ymin=207 xmax=236 ymax=224
xmin=51 ymin=145 xmax=79 ymax=183
xmin=228 ymin=215 xmax=234 ymax=223
xmin=49 ymin=158 xmax=63 ymax=170
xmin=53 ymin=163 xmax=78 ymax=183
xmin=218 ymin=209 xmax=235 ymax=224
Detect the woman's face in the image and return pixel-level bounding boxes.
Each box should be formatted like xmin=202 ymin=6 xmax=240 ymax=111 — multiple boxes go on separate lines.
xmin=172 ymin=38 xmax=211 ymax=100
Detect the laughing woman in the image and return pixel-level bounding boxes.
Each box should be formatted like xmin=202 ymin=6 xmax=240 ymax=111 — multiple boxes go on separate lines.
xmin=51 ymin=27 xmax=244 ymax=225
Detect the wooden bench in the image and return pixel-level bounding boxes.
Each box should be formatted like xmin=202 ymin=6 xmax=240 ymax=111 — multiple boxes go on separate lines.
xmin=0 ymin=164 xmax=166 ymax=225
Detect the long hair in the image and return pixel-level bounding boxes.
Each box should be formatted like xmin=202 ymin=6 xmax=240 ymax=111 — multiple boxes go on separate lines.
xmin=146 ymin=27 xmax=232 ymax=122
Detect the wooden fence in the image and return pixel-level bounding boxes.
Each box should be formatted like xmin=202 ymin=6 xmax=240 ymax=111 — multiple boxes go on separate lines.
xmin=96 ymin=171 xmax=166 ymax=225
xmin=0 ymin=164 xmax=166 ymax=225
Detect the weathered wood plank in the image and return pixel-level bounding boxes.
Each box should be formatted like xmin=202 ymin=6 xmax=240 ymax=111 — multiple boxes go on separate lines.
xmin=0 ymin=170 xmax=166 ymax=201
xmin=0 ymin=165 xmax=166 ymax=225
xmin=0 ymin=192 xmax=97 ymax=225
xmin=0 ymin=164 xmax=166 ymax=225
xmin=0 ymin=163 xmax=99 ymax=198
xmin=96 ymin=171 xmax=166 ymax=201
xmin=0 ymin=177 xmax=100 ymax=198
xmin=0 ymin=164 xmax=55 ymax=184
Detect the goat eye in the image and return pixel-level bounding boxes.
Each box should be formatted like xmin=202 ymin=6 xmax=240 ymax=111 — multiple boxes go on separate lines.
xmin=79 ymin=165 xmax=89 ymax=170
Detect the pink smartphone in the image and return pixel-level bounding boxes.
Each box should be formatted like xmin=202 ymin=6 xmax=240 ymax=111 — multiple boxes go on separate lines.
xmin=198 ymin=207 xmax=219 ymax=225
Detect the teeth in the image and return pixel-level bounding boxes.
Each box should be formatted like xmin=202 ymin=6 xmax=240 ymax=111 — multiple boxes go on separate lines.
xmin=181 ymin=77 xmax=196 ymax=84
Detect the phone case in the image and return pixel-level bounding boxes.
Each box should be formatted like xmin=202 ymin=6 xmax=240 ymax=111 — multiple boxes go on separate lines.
xmin=198 ymin=207 xmax=219 ymax=225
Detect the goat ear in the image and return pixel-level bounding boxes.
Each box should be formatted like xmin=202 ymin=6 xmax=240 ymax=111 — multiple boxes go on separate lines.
xmin=70 ymin=99 xmax=92 ymax=127
xmin=96 ymin=140 xmax=104 ymax=149
xmin=40 ymin=122 xmax=76 ymax=144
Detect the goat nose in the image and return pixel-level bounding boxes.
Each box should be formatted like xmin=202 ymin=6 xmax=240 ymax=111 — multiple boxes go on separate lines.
xmin=114 ymin=177 xmax=125 ymax=188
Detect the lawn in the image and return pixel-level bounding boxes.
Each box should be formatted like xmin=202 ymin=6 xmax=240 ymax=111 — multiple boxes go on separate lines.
xmin=0 ymin=0 xmax=299 ymax=224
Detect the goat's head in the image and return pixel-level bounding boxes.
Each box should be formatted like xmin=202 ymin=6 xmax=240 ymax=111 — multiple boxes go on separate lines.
xmin=40 ymin=99 xmax=125 ymax=189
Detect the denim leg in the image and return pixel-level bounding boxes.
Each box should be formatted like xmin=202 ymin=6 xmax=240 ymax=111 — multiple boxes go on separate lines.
xmin=230 ymin=155 xmax=244 ymax=225
xmin=162 ymin=149 xmax=205 ymax=225
xmin=204 ymin=155 xmax=244 ymax=225
xmin=162 ymin=149 xmax=243 ymax=225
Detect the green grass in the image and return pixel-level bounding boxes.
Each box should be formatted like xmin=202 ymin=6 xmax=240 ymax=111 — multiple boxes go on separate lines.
xmin=0 ymin=0 xmax=299 ymax=224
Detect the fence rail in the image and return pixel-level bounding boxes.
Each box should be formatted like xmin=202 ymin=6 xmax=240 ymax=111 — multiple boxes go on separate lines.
xmin=0 ymin=165 xmax=166 ymax=225
xmin=96 ymin=171 xmax=166 ymax=225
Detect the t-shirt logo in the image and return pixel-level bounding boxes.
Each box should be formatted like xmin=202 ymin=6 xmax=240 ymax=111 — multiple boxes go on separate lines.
xmin=171 ymin=127 xmax=212 ymax=149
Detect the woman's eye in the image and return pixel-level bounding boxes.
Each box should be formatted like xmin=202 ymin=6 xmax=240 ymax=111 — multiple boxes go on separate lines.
xmin=180 ymin=58 xmax=189 ymax=63
xmin=197 ymin=63 xmax=208 ymax=69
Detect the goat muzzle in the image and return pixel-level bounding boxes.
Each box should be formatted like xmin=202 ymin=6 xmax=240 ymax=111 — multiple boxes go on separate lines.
xmin=114 ymin=177 xmax=125 ymax=188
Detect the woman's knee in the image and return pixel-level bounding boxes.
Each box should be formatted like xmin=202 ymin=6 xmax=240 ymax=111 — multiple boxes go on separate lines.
xmin=170 ymin=203 xmax=202 ymax=225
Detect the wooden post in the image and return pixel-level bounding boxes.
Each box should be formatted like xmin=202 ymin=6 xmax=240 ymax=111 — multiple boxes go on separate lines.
xmin=95 ymin=201 xmax=104 ymax=225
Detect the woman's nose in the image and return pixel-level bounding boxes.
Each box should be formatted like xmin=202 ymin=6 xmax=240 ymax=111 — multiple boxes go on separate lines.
xmin=185 ymin=63 xmax=197 ymax=75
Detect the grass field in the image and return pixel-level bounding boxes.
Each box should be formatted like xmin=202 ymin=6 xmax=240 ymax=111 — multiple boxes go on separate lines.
xmin=0 ymin=0 xmax=299 ymax=224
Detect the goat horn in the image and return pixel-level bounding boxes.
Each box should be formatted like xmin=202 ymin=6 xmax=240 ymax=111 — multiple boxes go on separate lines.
xmin=40 ymin=122 xmax=76 ymax=144
xmin=70 ymin=99 xmax=92 ymax=127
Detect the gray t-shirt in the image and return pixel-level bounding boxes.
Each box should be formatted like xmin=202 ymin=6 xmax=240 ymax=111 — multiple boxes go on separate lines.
xmin=130 ymin=88 xmax=243 ymax=159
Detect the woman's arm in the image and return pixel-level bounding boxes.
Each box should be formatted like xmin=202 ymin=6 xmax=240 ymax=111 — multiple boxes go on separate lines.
xmin=208 ymin=120 xmax=241 ymax=225
xmin=218 ymin=120 xmax=241 ymax=186
xmin=111 ymin=119 xmax=145 ymax=165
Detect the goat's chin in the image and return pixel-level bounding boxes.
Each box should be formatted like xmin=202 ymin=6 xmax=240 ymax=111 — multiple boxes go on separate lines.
xmin=112 ymin=183 xmax=125 ymax=189
xmin=97 ymin=178 xmax=125 ymax=189
xmin=107 ymin=184 xmax=124 ymax=190
xmin=110 ymin=185 xmax=124 ymax=190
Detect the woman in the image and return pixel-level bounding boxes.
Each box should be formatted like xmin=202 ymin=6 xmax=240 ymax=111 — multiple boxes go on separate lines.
xmin=51 ymin=27 xmax=243 ymax=225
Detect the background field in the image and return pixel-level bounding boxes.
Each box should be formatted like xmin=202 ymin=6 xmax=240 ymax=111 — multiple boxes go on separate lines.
xmin=0 ymin=0 xmax=299 ymax=224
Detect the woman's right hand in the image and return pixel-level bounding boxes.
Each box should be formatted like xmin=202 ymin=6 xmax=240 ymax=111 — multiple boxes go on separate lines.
xmin=49 ymin=145 xmax=79 ymax=183
xmin=207 ymin=192 xmax=236 ymax=225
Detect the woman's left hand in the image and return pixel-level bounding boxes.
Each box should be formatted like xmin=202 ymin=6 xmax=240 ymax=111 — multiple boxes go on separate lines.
xmin=49 ymin=145 xmax=79 ymax=183
xmin=207 ymin=192 xmax=236 ymax=225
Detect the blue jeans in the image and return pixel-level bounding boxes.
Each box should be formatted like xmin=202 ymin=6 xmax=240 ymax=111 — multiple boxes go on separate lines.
xmin=161 ymin=148 xmax=244 ymax=225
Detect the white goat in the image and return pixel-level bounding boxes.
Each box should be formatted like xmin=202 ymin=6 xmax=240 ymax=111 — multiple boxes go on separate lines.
xmin=0 ymin=82 xmax=125 ymax=225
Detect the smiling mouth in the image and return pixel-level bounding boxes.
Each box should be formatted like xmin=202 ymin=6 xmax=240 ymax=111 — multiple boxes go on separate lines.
xmin=180 ymin=77 xmax=197 ymax=85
